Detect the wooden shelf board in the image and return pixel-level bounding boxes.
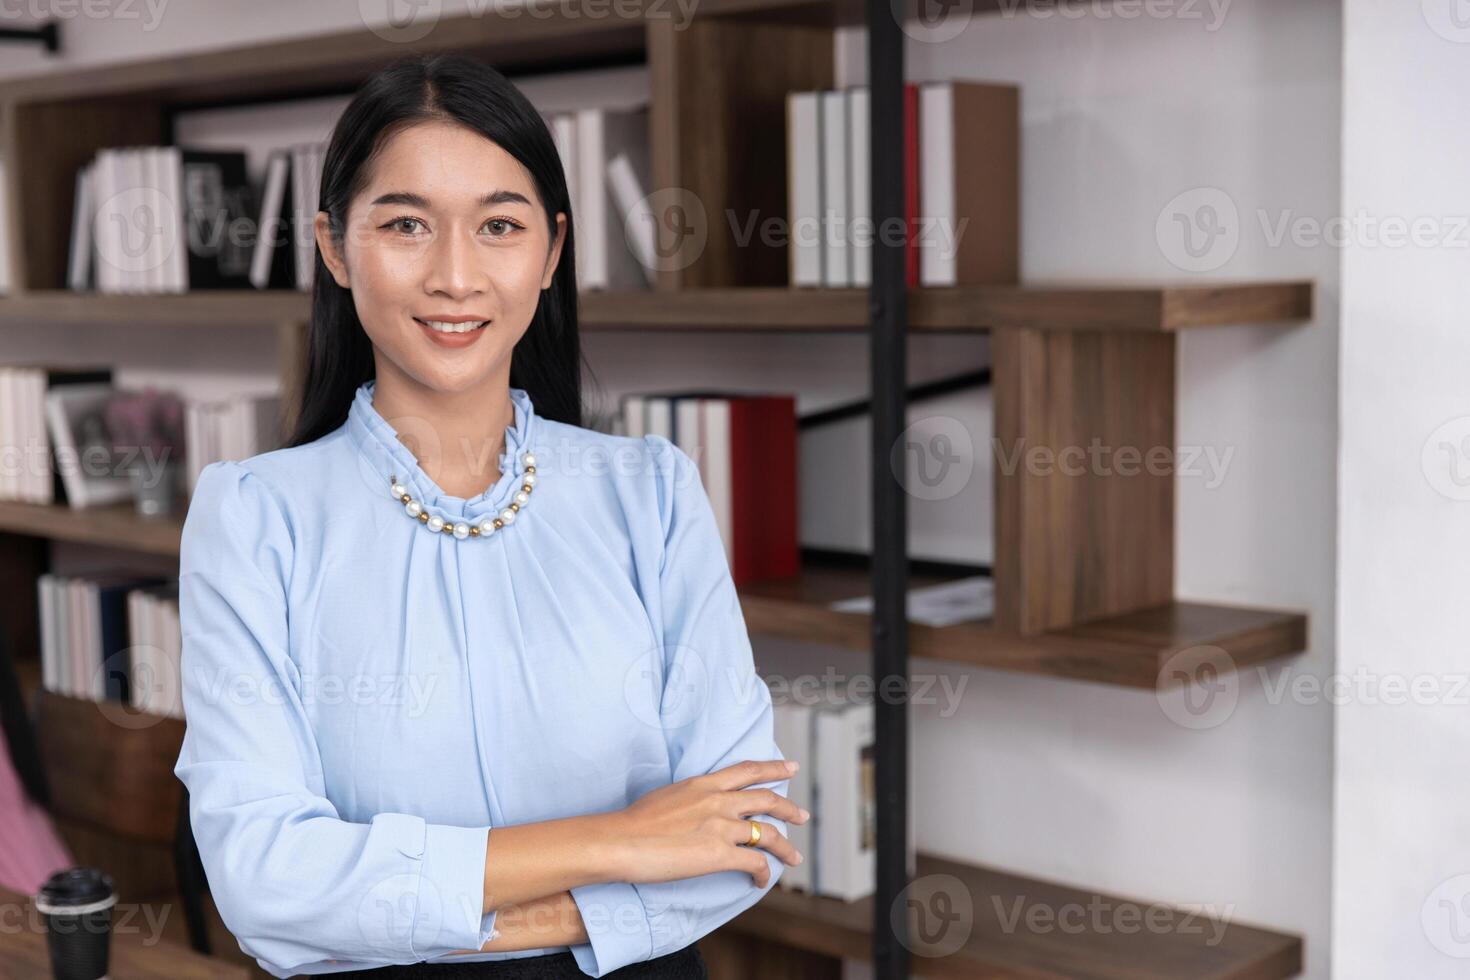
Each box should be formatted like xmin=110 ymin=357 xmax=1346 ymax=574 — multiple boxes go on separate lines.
xmin=737 ymin=852 xmax=1302 ymax=980
xmin=0 ymin=0 xmax=835 ymax=106
xmin=739 ymin=561 xmax=1307 ymax=688
xmin=0 ymin=499 xmax=184 ymax=557
xmin=0 ymin=503 xmax=1304 ymax=687
xmin=0 ymin=281 xmax=1313 ymax=332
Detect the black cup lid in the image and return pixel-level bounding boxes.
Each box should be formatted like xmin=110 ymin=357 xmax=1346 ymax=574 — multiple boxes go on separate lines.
xmin=36 ymin=867 xmax=115 ymax=908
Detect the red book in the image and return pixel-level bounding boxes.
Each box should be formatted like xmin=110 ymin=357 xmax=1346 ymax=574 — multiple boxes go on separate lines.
xmin=725 ymin=396 xmax=799 ymax=586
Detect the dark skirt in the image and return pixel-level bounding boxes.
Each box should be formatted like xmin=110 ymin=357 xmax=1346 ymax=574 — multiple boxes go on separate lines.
xmin=323 ymin=944 xmax=707 ymax=979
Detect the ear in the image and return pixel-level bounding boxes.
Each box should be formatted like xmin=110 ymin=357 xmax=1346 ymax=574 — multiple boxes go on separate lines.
xmin=315 ymin=211 xmax=350 ymax=288
xmin=541 ymin=211 xmax=568 ymax=290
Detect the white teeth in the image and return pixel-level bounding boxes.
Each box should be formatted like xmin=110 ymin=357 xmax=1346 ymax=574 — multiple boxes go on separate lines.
xmin=420 ymin=319 xmax=487 ymax=334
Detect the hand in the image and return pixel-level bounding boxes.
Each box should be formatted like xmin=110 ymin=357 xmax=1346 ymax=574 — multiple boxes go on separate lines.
xmin=605 ymin=760 xmax=809 ymax=889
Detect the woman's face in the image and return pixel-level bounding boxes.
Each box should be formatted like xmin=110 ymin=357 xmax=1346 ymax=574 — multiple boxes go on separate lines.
xmin=316 ymin=118 xmax=566 ymax=395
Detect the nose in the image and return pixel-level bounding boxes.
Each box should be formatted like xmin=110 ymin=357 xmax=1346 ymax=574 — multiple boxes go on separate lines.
xmin=422 ymin=226 xmax=488 ymax=300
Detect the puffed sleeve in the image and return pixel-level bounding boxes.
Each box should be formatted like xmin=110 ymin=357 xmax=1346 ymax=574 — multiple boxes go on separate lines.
xmin=173 ymin=460 xmax=499 ymax=976
xmin=568 ymin=436 xmax=791 ymax=977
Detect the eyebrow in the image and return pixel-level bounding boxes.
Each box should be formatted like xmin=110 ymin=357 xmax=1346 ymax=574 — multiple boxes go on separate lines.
xmin=369 ymin=190 xmax=533 ymax=209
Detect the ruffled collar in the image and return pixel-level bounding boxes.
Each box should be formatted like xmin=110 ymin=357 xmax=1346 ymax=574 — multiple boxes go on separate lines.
xmin=345 ymin=378 xmax=539 ymax=521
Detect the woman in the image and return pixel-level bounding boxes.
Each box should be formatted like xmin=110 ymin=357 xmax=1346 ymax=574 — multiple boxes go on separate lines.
xmin=173 ymin=53 xmax=806 ymax=979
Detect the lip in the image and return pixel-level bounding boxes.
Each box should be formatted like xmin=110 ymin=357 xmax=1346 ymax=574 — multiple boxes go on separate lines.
xmin=417 ymin=314 xmax=489 ymax=324
xmin=415 ymin=315 xmax=489 ymax=349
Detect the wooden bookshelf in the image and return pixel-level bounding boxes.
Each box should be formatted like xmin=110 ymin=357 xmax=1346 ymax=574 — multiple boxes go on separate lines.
xmin=741 ymin=560 xmax=1306 ymax=688
xmin=0 ymin=500 xmax=1304 ymax=687
xmin=0 ymin=280 xmax=1312 ymax=332
xmin=0 ymin=0 xmax=1319 ymax=974
xmin=736 ymin=854 xmax=1302 ymax=980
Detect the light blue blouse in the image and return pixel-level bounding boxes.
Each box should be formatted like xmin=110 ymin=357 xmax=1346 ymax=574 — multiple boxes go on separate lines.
xmin=172 ymin=378 xmax=790 ymax=978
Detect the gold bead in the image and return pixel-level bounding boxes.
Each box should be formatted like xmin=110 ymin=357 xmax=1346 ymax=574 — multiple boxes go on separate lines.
xmin=469 ymin=527 xmax=480 ymax=536
xmin=521 ymin=484 xmax=532 ymax=494
xmin=417 ymin=512 xmax=429 ymax=523
xmin=442 ymin=524 xmax=454 ymax=534
xmin=399 ymin=493 xmax=410 ymax=503
xmin=526 ymin=465 xmax=536 ymax=474
xmin=493 ymin=519 xmax=504 ymax=528
xmin=509 ymin=503 xmax=519 ymax=512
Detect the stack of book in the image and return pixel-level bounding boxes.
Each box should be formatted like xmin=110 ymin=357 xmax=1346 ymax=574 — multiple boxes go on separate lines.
xmin=0 ymin=364 xmax=113 ymax=505
xmin=620 ymin=390 xmax=799 ymax=586
xmin=37 ymin=571 xmax=181 ymax=718
xmin=770 ymin=672 xmax=917 ymax=901
xmin=250 ymin=141 xmax=326 ymax=290
xmin=786 ymin=80 xmax=1019 ymax=288
xmin=543 ymin=105 xmax=655 ymax=290
xmin=68 ymin=146 xmax=257 ymax=293
xmin=183 ymin=393 xmax=283 ymax=495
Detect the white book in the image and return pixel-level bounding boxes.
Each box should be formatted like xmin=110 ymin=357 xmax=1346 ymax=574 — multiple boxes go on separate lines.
xmin=786 ymin=92 xmax=823 ymax=287
xmin=847 ymin=87 xmax=871 ymax=287
xmin=141 ymin=148 xmax=158 ymax=293
xmin=672 ymin=398 xmax=702 ymax=465
xmin=161 ymin=146 xmax=188 ymax=292
xmin=813 ymin=691 xmax=875 ymax=901
xmin=575 ymin=106 xmax=650 ymax=290
xmin=91 ymin=149 xmax=117 ymax=293
xmin=292 ymin=144 xmax=311 ymax=290
xmin=820 ymin=90 xmax=849 ymax=286
xmin=21 ymin=368 xmax=45 ymax=502
xmin=250 ymin=152 xmax=289 ymax=289
xmin=67 ymin=162 xmax=95 ymax=291
xmin=162 ymin=594 xmax=183 ymax=718
xmin=128 ymin=590 xmax=149 ymax=712
xmin=550 ymin=113 xmax=578 ymax=274
xmin=122 ymin=148 xmax=144 ymax=294
xmin=701 ymin=399 xmax=733 ymax=570
xmin=644 ymin=398 xmax=672 ymax=440
xmin=919 ymin=83 xmax=957 ymax=286
xmin=38 ymin=576 xmax=56 ymax=694
xmin=621 ymin=394 xmax=646 ymax=438
xmin=772 ymin=695 xmax=815 ymax=892
xmin=0 ymin=368 xmax=15 ymax=500
xmin=0 ymin=156 xmax=8 ymax=295
xmin=607 ymin=152 xmax=655 ymax=285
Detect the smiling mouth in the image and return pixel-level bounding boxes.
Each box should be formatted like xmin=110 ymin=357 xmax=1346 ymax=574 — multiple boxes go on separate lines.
xmin=414 ymin=317 xmax=490 ymax=334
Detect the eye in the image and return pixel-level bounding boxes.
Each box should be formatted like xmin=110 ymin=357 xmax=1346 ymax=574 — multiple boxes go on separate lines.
xmin=383 ymin=217 xmax=426 ymax=235
xmin=483 ymin=217 xmax=526 ymax=237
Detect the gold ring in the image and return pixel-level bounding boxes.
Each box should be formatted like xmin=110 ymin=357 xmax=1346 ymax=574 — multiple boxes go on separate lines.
xmin=743 ymin=820 xmax=761 ymax=847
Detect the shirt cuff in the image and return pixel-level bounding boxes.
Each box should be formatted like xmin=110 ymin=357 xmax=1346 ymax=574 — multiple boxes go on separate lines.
xmin=410 ymin=821 xmax=496 ymax=959
xmin=568 ymin=880 xmax=653 ymax=976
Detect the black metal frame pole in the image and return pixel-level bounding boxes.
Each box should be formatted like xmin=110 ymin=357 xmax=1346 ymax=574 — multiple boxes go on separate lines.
xmin=867 ymin=0 xmax=909 ymax=974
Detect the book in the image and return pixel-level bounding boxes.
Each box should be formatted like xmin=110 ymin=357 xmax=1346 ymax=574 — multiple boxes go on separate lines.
xmin=918 ymin=80 xmax=1019 ymax=286
xmin=0 ymin=365 xmax=114 ymax=505
xmin=575 ymin=105 xmax=652 ymax=290
xmin=786 ymin=91 xmax=822 ymax=287
xmin=828 ymin=574 xmax=994 ymax=627
xmin=623 ymin=390 xmax=799 ymax=585
xmin=250 ymin=149 xmax=296 ymax=289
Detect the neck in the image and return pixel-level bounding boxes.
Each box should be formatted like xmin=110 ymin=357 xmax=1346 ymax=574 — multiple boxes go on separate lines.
xmin=370 ymin=369 xmax=515 ymax=500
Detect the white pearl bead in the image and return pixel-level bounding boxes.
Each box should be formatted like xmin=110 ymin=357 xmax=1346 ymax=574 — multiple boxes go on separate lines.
xmin=523 ymin=452 xmax=536 ymax=467
xmin=453 ymin=521 xmax=470 ymax=539
xmin=522 ymin=472 xmax=537 ymax=487
xmin=499 ymin=508 xmax=516 ymax=525
xmin=478 ymin=517 xmax=497 ymax=535
xmin=427 ymin=515 xmax=445 ymax=532
xmin=405 ymin=500 xmax=422 ymax=518
xmin=514 ymin=490 xmax=529 ymax=505
xmin=391 ymin=482 xmax=407 ymax=499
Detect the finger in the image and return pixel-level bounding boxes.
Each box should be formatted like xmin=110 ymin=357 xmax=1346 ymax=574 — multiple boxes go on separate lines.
xmin=727 ymin=788 xmax=808 ymax=825
xmin=708 ymin=759 xmax=797 ymax=793
xmin=729 ymin=819 xmax=802 ymax=870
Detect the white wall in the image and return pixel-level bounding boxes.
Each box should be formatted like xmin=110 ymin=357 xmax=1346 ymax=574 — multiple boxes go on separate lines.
xmin=837 ymin=2 xmax=1339 ymax=976
xmin=2 ymin=0 xmax=1341 ymax=975
xmin=1335 ymin=2 xmax=1470 ymax=977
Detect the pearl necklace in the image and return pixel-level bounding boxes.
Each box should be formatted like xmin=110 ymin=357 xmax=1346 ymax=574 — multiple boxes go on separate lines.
xmin=389 ymin=451 xmax=538 ymax=539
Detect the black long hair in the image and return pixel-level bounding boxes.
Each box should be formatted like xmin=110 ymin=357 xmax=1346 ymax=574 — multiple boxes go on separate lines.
xmin=285 ymin=53 xmax=586 ymax=449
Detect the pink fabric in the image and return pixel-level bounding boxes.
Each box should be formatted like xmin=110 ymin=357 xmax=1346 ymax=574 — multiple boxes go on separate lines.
xmin=0 ymin=725 xmax=73 ymax=896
